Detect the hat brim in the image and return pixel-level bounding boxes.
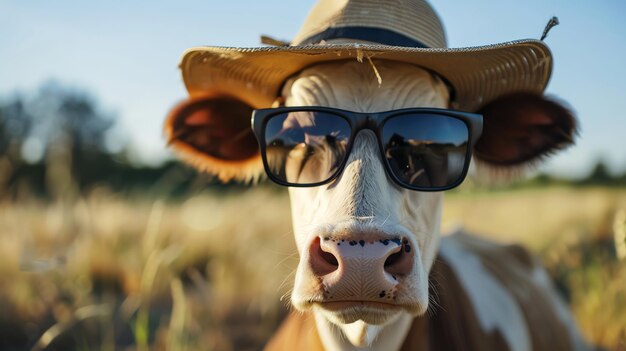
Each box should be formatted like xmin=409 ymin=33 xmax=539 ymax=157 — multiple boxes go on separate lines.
xmin=179 ymin=39 xmax=552 ymax=112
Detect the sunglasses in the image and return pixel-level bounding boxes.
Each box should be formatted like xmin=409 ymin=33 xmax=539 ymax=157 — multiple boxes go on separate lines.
xmin=251 ymin=107 xmax=483 ymax=191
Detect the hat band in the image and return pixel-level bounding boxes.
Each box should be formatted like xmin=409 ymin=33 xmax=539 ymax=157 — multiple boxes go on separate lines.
xmin=297 ymin=26 xmax=430 ymax=48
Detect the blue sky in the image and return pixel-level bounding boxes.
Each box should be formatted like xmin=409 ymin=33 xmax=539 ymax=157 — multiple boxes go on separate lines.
xmin=1 ymin=0 xmax=625 ymax=178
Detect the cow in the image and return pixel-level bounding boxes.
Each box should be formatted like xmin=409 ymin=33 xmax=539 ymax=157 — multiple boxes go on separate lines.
xmin=164 ymin=0 xmax=590 ymax=350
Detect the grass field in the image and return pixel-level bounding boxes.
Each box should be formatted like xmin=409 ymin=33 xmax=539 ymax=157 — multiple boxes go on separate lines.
xmin=0 ymin=185 xmax=625 ymax=350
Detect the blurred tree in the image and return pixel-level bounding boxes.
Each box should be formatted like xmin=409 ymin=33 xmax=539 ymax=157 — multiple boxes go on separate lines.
xmin=0 ymin=97 xmax=32 ymax=157
xmin=0 ymin=96 xmax=34 ymax=195
xmin=33 ymin=83 xmax=116 ymax=198
xmin=585 ymin=159 xmax=617 ymax=185
xmin=0 ymin=82 xmax=253 ymax=199
xmin=31 ymin=83 xmax=114 ymax=159
xmin=0 ymin=82 xmax=120 ymax=198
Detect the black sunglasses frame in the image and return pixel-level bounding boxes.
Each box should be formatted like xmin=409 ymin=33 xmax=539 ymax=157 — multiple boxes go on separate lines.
xmin=251 ymin=106 xmax=483 ymax=191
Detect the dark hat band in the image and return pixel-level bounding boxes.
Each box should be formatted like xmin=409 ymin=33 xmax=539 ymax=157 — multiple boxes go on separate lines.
xmin=297 ymin=26 xmax=430 ymax=48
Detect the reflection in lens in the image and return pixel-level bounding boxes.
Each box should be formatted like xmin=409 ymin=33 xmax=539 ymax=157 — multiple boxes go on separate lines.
xmin=383 ymin=114 xmax=469 ymax=188
xmin=264 ymin=111 xmax=351 ymax=185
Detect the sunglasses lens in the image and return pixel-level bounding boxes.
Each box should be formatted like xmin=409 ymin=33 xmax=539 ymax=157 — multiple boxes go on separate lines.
xmin=264 ymin=111 xmax=351 ymax=185
xmin=382 ymin=114 xmax=469 ymax=188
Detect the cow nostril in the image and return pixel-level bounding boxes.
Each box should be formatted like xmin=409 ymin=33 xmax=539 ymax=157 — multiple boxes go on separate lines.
xmin=310 ymin=237 xmax=339 ymax=276
xmin=320 ymin=247 xmax=338 ymax=266
xmin=384 ymin=240 xmax=413 ymax=277
xmin=384 ymin=250 xmax=402 ymax=267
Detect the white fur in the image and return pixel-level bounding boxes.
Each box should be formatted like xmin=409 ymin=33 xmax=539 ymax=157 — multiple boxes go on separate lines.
xmin=314 ymin=310 xmax=413 ymax=351
xmin=439 ymin=235 xmax=532 ymax=351
xmin=283 ymin=60 xmax=449 ymax=350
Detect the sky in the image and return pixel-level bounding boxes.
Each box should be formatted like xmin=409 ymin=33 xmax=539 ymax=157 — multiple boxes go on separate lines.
xmin=1 ymin=0 xmax=625 ymax=178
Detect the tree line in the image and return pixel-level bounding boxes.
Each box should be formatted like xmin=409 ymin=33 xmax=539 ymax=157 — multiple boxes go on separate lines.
xmin=0 ymin=82 xmax=247 ymax=200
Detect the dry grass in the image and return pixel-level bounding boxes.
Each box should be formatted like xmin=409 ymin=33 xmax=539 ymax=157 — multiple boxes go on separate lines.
xmin=443 ymin=187 xmax=626 ymax=248
xmin=444 ymin=187 xmax=626 ymax=348
xmin=0 ymin=185 xmax=624 ymax=350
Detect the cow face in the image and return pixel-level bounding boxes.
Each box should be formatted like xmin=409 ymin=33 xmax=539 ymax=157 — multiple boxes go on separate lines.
xmin=282 ymin=61 xmax=450 ymax=325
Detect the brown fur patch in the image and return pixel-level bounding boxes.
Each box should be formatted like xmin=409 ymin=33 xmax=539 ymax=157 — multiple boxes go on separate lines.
xmin=454 ymin=234 xmax=574 ymax=351
xmin=415 ymin=256 xmax=511 ymax=351
xmin=474 ymin=92 xmax=577 ymax=166
xmin=263 ymin=312 xmax=324 ymax=351
xmin=164 ymin=95 xmax=263 ymax=182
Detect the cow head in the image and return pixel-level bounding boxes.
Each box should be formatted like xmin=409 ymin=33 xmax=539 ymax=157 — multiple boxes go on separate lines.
xmin=165 ymin=59 xmax=576 ymax=347
xmin=282 ymin=62 xmax=448 ymax=324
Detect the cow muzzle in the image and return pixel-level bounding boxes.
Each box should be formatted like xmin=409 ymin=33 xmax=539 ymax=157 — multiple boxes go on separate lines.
xmin=305 ymin=233 xmax=415 ymax=323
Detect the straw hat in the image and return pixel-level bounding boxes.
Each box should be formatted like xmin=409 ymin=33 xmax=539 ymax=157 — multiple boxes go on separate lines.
xmin=179 ymin=0 xmax=553 ymax=112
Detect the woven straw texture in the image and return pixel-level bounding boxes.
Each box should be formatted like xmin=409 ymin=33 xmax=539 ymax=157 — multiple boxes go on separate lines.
xmin=179 ymin=0 xmax=553 ymax=112
xmin=291 ymin=0 xmax=447 ymax=48
xmin=181 ymin=40 xmax=552 ymax=112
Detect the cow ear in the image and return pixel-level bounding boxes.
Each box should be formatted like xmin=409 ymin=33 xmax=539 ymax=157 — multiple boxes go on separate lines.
xmin=472 ymin=92 xmax=578 ymax=182
xmin=164 ymin=95 xmax=263 ymax=182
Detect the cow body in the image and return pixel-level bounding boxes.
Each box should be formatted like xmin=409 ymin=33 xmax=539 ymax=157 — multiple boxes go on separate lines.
xmin=266 ymin=232 xmax=586 ymax=351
